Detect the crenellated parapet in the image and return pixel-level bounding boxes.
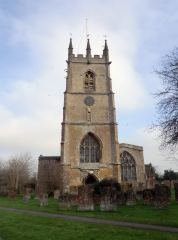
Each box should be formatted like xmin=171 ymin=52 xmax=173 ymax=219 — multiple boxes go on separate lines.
xmin=68 ymin=55 xmax=109 ymax=64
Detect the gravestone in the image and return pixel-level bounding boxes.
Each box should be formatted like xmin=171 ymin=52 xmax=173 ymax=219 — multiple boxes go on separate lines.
xmin=78 ymin=185 xmax=94 ymax=211
xmin=154 ymin=184 xmax=171 ymax=208
xmin=126 ymin=190 xmax=136 ymax=205
xmin=39 ymin=193 xmax=48 ymax=207
xmin=58 ymin=194 xmax=71 ymax=209
xmin=23 ymin=187 xmax=32 ymax=203
xmin=23 ymin=194 xmax=31 ymax=203
xmin=143 ymin=189 xmax=154 ymax=205
xmin=8 ymin=189 xmax=17 ymax=199
xmin=54 ymin=189 xmax=60 ymax=200
xmin=100 ymin=186 xmax=118 ymax=211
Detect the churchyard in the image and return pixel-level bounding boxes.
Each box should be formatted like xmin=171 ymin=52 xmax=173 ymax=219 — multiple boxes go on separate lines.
xmin=0 ymin=179 xmax=178 ymax=240
xmin=0 ymin=195 xmax=178 ymax=240
xmin=0 ymin=194 xmax=178 ymax=227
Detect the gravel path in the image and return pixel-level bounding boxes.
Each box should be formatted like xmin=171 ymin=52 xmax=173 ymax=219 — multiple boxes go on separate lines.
xmin=0 ymin=206 xmax=178 ymax=233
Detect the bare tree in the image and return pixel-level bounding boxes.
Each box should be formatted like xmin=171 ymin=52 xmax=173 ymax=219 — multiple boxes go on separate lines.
xmin=0 ymin=160 xmax=8 ymax=195
xmin=6 ymin=153 xmax=32 ymax=193
xmin=155 ymin=48 xmax=178 ymax=149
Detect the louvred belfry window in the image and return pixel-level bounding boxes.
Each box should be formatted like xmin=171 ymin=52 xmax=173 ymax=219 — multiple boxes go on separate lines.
xmin=84 ymin=71 xmax=95 ymax=91
xmin=80 ymin=133 xmax=101 ymax=163
xmin=121 ymin=151 xmax=137 ymax=181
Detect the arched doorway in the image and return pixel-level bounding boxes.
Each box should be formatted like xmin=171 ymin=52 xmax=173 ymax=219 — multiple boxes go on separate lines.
xmin=84 ymin=174 xmax=98 ymax=185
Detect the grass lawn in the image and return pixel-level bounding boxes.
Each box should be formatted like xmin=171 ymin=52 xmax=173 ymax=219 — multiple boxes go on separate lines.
xmin=0 ymin=196 xmax=178 ymax=227
xmin=0 ymin=210 xmax=178 ymax=240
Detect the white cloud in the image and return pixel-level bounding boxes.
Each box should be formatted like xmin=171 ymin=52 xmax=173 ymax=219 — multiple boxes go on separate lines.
xmin=112 ymin=56 xmax=147 ymax=110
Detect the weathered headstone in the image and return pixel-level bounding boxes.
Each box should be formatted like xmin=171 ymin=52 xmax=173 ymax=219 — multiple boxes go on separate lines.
xmin=23 ymin=194 xmax=31 ymax=203
xmin=136 ymin=191 xmax=143 ymax=201
xmin=78 ymin=185 xmax=94 ymax=211
xmin=126 ymin=190 xmax=136 ymax=206
xmin=117 ymin=191 xmax=126 ymax=205
xmin=99 ymin=186 xmax=118 ymax=211
xmin=39 ymin=193 xmax=48 ymax=207
xmin=54 ymin=189 xmax=60 ymax=200
xmin=100 ymin=196 xmax=117 ymax=211
xmin=59 ymin=194 xmax=71 ymax=209
xmin=154 ymin=184 xmax=171 ymax=208
xmin=23 ymin=187 xmax=32 ymax=202
xmin=143 ymin=189 xmax=154 ymax=205
xmin=8 ymin=189 xmax=17 ymax=199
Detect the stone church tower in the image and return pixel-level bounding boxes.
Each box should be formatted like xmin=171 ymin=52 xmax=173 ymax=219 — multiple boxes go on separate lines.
xmin=37 ymin=38 xmax=146 ymax=195
xmin=60 ymin=39 xmax=121 ymax=192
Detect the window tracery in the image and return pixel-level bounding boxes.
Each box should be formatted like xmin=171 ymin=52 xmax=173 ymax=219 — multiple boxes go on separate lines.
xmin=121 ymin=151 xmax=137 ymax=181
xmin=84 ymin=71 xmax=95 ymax=91
xmin=80 ymin=133 xmax=100 ymax=163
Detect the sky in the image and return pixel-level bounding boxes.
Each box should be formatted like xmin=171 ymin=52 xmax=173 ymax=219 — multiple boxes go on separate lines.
xmin=0 ymin=0 xmax=178 ymax=173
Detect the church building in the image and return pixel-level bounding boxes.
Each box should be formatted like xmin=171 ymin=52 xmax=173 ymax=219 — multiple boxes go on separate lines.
xmin=37 ymin=39 xmax=146 ymax=194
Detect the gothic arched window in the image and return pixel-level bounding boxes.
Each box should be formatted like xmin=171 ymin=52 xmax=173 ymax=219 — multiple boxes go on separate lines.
xmin=84 ymin=71 xmax=95 ymax=91
xmin=121 ymin=151 xmax=137 ymax=181
xmin=80 ymin=133 xmax=101 ymax=163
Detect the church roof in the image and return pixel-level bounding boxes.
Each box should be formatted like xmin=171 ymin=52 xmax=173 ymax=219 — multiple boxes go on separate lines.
xmin=39 ymin=155 xmax=61 ymax=161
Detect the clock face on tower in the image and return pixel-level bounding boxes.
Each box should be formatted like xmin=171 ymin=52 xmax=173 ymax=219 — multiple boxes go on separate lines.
xmin=84 ymin=96 xmax=95 ymax=106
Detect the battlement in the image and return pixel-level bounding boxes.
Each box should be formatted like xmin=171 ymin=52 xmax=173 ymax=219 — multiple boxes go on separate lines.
xmin=94 ymin=55 xmax=100 ymax=59
xmin=76 ymin=54 xmax=84 ymax=58
xmin=72 ymin=54 xmax=103 ymax=59
xmin=69 ymin=53 xmax=107 ymax=64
